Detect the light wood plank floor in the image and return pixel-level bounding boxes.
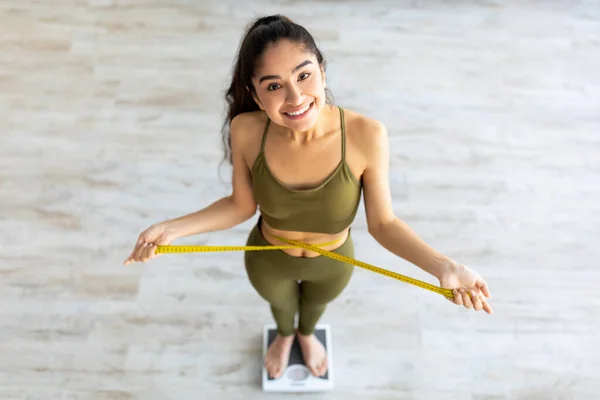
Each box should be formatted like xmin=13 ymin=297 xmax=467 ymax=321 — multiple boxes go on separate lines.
xmin=1 ymin=1 xmax=599 ymax=399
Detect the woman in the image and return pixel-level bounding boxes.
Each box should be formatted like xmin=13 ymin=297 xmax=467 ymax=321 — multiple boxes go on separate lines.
xmin=124 ymin=15 xmax=492 ymax=380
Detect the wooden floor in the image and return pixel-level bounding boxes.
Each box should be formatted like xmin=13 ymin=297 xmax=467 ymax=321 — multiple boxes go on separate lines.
xmin=1 ymin=1 xmax=599 ymax=399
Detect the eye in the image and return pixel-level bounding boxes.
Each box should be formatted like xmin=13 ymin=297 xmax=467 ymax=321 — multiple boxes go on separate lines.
xmin=298 ymin=72 xmax=310 ymax=81
xmin=267 ymin=83 xmax=281 ymax=91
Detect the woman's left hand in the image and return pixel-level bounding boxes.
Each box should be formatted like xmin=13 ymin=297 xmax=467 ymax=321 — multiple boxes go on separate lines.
xmin=438 ymin=263 xmax=493 ymax=314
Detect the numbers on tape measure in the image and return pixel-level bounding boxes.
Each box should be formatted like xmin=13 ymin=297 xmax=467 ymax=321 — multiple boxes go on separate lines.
xmin=156 ymin=245 xmax=302 ymax=253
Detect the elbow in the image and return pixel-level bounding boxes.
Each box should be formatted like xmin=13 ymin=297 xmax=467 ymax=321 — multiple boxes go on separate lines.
xmin=242 ymin=205 xmax=258 ymax=220
xmin=367 ymin=223 xmax=383 ymax=238
xmin=367 ymin=215 xmax=396 ymax=238
xmin=231 ymin=196 xmax=257 ymax=220
xmin=367 ymin=222 xmax=378 ymax=237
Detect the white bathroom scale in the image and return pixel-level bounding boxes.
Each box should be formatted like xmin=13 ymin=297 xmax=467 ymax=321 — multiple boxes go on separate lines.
xmin=262 ymin=324 xmax=334 ymax=392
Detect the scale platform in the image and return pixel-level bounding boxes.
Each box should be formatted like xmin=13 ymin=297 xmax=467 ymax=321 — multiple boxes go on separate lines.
xmin=262 ymin=324 xmax=334 ymax=392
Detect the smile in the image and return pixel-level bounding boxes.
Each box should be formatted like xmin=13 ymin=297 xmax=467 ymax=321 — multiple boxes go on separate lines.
xmin=283 ymin=102 xmax=314 ymax=119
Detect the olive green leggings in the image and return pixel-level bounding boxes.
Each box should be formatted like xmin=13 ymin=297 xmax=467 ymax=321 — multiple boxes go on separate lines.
xmin=244 ymin=219 xmax=355 ymax=336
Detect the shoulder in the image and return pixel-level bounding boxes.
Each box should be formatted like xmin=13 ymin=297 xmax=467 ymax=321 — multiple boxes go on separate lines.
xmin=230 ymin=110 xmax=269 ymax=167
xmin=340 ymin=107 xmax=388 ymax=163
xmin=230 ymin=110 xmax=269 ymax=151
xmin=342 ymin=107 xmax=387 ymax=142
xmin=230 ymin=110 xmax=268 ymax=142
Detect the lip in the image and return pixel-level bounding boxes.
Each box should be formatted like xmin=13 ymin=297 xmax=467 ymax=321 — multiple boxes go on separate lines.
xmin=282 ymin=102 xmax=314 ymax=120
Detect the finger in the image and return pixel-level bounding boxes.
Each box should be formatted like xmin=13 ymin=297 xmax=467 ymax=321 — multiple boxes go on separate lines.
xmin=146 ymin=244 xmax=158 ymax=260
xmin=452 ymin=289 xmax=463 ymax=306
xmin=124 ymin=252 xmax=133 ymax=265
xmin=141 ymin=243 xmax=156 ymax=262
xmin=476 ymin=277 xmax=491 ymax=298
xmin=140 ymin=244 xmax=151 ymax=262
xmin=132 ymin=242 xmax=146 ymax=262
xmin=125 ymin=249 xmax=135 ymax=264
xmin=461 ymin=289 xmax=473 ymax=309
xmin=150 ymin=245 xmax=164 ymax=259
xmin=134 ymin=242 xmax=149 ymax=262
xmin=124 ymin=236 xmax=145 ymax=264
xmin=125 ymin=243 xmax=144 ymax=265
xmin=482 ymin=299 xmax=493 ymax=314
xmin=470 ymin=290 xmax=484 ymax=311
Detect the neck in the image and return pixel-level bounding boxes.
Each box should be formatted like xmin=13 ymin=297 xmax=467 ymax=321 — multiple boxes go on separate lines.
xmin=282 ymin=104 xmax=334 ymax=143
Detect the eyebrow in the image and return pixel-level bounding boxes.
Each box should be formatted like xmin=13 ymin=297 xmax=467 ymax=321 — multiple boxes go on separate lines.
xmin=258 ymin=60 xmax=313 ymax=84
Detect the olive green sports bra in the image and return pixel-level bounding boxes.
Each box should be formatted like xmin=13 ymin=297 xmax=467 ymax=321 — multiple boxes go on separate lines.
xmin=251 ymin=106 xmax=362 ymax=234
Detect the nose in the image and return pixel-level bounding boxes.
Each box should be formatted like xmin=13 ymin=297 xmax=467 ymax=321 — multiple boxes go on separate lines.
xmin=285 ymin=83 xmax=303 ymax=105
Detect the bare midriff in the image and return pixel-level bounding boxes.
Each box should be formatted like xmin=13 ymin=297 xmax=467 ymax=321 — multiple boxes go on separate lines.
xmin=260 ymin=218 xmax=350 ymax=258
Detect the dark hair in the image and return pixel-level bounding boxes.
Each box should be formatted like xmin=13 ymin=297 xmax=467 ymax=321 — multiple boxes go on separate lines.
xmin=220 ymin=14 xmax=333 ymax=165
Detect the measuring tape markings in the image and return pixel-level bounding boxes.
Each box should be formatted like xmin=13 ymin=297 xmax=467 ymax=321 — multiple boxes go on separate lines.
xmin=155 ymin=237 xmax=453 ymax=298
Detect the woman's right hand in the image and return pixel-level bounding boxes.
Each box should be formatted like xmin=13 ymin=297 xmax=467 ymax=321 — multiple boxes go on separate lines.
xmin=124 ymin=223 xmax=174 ymax=265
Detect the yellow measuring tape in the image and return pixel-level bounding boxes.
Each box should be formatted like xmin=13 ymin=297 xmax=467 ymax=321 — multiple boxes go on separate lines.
xmin=156 ymin=236 xmax=453 ymax=299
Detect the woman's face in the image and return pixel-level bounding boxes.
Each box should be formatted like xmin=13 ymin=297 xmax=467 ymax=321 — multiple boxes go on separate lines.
xmin=251 ymin=39 xmax=326 ymax=132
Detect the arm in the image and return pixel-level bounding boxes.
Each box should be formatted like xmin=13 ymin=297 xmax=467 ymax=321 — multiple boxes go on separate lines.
xmin=361 ymin=121 xmax=454 ymax=279
xmin=124 ymin=115 xmax=258 ymax=265
xmin=158 ymin=115 xmax=258 ymax=241
xmin=361 ymin=121 xmax=492 ymax=313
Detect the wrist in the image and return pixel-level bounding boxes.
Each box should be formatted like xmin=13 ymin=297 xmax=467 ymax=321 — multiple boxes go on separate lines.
xmin=434 ymin=257 xmax=461 ymax=281
xmin=157 ymin=220 xmax=183 ymax=242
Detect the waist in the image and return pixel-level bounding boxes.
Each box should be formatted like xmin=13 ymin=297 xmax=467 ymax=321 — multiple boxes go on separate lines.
xmin=258 ymin=216 xmax=351 ymax=258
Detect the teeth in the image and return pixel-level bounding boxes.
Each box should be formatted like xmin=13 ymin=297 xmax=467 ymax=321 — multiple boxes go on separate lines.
xmin=286 ymin=103 xmax=310 ymax=116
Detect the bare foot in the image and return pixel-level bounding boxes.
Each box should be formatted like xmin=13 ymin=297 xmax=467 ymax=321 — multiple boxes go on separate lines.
xmin=265 ymin=333 xmax=295 ymax=379
xmin=296 ymin=330 xmax=328 ymax=377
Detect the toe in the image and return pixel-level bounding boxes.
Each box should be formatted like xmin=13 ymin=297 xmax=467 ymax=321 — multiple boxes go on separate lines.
xmin=319 ymin=362 xmax=327 ymax=376
xmin=266 ymin=363 xmax=274 ymax=378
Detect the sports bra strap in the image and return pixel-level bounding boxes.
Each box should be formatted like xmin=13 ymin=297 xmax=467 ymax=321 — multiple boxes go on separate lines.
xmin=260 ymin=118 xmax=270 ymax=153
xmin=339 ymin=106 xmax=346 ymax=159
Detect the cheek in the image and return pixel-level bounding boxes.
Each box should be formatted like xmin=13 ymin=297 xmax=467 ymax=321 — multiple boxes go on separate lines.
xmin=309 ymin=80 xmax=327 ymax=105
xmin=309 ymin=76 xmax=325 ymax=93
xmin=263 ymin=91 xmax=286 ymax=111
xmin=256 ymin=89 xmax=279 ymax=108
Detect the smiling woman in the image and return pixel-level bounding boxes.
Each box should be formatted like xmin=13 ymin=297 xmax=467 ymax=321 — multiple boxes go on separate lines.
xmin=253 ymin=50 xmax=322 ymax=126
xmin=220 ymin=14 xmax=335 ymax=164
xmin=123 ymin=14 xmax=493 ymax=383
